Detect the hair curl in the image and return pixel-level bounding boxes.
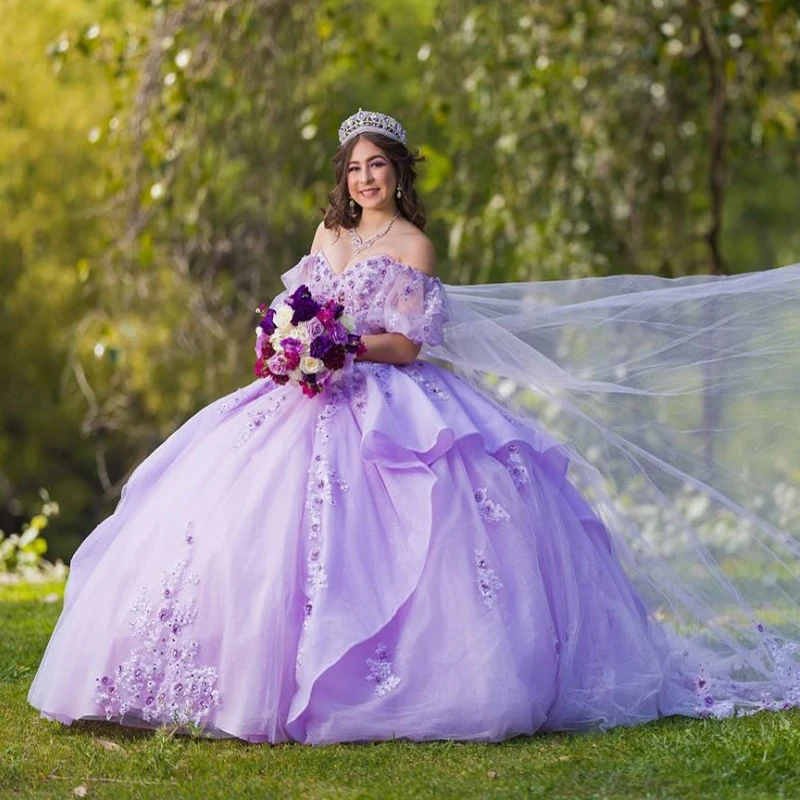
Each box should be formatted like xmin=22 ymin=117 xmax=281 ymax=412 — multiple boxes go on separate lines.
xmin=321 ymin=132 xmax=427 ymax=232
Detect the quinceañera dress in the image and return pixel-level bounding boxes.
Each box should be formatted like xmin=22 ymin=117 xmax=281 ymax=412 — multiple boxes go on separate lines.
xmin=28 ymin=250 xmax=800 ymax=744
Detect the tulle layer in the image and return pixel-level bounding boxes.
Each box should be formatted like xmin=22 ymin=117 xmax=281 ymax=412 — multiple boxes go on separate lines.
xmin=28 ymin=361 xmax=708 ymax=744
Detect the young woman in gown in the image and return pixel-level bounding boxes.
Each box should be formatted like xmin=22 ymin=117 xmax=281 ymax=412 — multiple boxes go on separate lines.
xmin=28 ymin=109 xmax=800 ymax=744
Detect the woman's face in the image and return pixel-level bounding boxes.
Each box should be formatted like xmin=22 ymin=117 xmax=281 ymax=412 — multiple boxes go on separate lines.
xmin=346 ymin=137 xmax=397 ymax=214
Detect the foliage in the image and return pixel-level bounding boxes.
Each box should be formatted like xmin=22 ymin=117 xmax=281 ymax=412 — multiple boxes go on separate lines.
xmin=0 ymin=489 xmax=67 ymax=583
xmin=1 ymin=0 xmax=800 ymax=558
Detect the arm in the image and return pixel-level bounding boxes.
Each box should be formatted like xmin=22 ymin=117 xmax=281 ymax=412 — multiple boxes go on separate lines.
xmin=356 ymin=332 xmax=420 ymax=365
xmin=355 ymin=236 xmax=438 ymax=366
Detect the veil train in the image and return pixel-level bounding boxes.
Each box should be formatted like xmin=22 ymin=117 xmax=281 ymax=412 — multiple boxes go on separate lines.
xmin=424 ymin=262 xmax=800 ymax=716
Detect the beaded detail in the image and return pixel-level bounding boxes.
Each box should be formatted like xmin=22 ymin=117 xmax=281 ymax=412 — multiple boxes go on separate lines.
xmin=503 ymin=443 xmax=530 ymax=487
xmin=218 ymin=388 xmax=245 ymax=415
xmin=307 ymin=546 xmax=328 ymax=595
xmin=402 ymin=362 xmax=450 ymax=400
xmin=475 ymin=549 xmax=503 ymax=609
xmin=315 ymin=402 xmax=340 ymax=444
xmin=475 ymin=487 xmax=511 ymax=524
xmin=297 ymin=439 xmax=349 ymax=671
xmin=303 ymin=252 xmax=447 ymax=348
xmin=368 ymin=362 xmax=393 ymax=402
xmin=93 ymin=521 xmax=221 ymax=727
xmin=305 ymin=454 xmax=349 ymax=541
xmin=233 ymin=392 xmax=287 ymax=448
xmin=366 ymin=643 xmax=401 ymax=698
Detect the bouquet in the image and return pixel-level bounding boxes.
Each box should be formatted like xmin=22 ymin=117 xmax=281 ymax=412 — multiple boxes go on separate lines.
xmin=254 ymin=284 xmax=367 ymax=397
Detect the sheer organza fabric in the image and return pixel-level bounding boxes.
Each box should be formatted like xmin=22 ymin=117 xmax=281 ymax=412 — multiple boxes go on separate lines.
xmin=425 ymin=262 xmax=800 ymax=717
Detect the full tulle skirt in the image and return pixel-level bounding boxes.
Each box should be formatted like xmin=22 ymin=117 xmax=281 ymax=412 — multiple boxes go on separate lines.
xmin=28 ymin=360 xmax=701 ymax=744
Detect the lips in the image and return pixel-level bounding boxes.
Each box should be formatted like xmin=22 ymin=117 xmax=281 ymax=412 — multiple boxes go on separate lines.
xmin=360 ymin=189 xmax=379 ymax=197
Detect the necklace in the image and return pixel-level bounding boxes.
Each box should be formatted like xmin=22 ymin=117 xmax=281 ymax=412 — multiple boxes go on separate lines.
xmin=348 ymin=212 xmax=400 ymax=256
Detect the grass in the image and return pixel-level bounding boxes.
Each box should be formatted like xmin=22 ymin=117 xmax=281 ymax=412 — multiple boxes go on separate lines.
xmin=2 ymin=582 xmax=800 ymax=799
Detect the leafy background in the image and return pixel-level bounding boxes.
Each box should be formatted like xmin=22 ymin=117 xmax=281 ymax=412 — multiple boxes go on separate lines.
xmin=1 ymin=0 xmax=799 ymax=560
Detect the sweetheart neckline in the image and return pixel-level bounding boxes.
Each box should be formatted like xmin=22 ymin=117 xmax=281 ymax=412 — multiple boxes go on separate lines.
xmin=312 ymin=250 xmax=440 ymax=282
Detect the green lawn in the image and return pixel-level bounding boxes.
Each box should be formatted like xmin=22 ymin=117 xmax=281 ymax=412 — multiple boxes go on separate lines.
xmin=2 ymin=582 xmax=800 ymax=800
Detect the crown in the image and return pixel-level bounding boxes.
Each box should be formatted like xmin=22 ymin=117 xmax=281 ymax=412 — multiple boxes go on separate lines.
xmin=338 ymin=108 xmax=407 ymax=147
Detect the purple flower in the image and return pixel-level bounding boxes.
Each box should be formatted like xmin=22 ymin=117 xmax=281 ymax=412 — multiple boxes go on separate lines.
xmin=288 ymin=285 xmax=320 ymax=324
xmin=306 ymin=317 xmax=324 ymax=339
xmin=330 ymin=320 xmax=349 ymax=345
xmin=704 ymin=695 xmax=715 ymax=706
xmin=310 ymin=334 xmax=334 ymax=360
xmin=259 ymin=308 xmax=276 ymax=335
xmin=280 ymin=337 xmax=304 ymax=357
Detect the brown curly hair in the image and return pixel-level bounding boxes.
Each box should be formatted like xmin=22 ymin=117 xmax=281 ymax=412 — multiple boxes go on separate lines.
xmin=321 ymin=132 xmax=427 ymax=232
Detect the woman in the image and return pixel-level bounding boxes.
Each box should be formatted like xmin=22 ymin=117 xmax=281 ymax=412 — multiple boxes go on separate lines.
xmin=28 ymin=109 xmax=800 ymax=744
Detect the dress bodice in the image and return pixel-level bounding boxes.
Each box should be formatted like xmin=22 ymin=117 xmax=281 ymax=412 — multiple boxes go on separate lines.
xmin=270 ymin=251 xmax=449 ymax=347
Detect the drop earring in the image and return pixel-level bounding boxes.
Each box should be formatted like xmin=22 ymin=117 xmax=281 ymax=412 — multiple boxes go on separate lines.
xmin=396 ymin=184 xmax=402 ymax=199
xmin=349 ymin=196 xmax=356 ymax=216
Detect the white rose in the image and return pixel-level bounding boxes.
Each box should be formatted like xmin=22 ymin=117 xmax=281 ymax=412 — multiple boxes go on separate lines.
xmin=274 ymin=306 xmax=294 ymax=329
xmin=288 ymin=367 xmax=303 ymax=382
xmin=340 ymin=313 xmax=356 ymax=331
xmin=295 ymin=325 xmax=311 ymax=345
xmin=302 ymin=356 xmax=324 ymax=374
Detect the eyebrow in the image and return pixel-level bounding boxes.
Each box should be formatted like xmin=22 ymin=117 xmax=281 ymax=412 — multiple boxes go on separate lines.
xmin=348 ymin=155 xmax=386 ymax=166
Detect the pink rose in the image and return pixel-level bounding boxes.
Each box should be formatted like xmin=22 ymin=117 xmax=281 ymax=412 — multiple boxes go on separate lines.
xmin=267 ymin=352 xmax=290 ymax=375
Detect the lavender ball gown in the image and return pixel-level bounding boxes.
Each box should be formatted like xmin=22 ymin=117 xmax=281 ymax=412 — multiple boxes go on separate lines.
xmin=28 ymin=251 xmax=698 ymax=744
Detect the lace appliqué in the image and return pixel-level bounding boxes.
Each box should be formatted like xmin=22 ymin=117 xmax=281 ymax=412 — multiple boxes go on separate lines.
xmin=307 ymin=546 xmax=328 ymax=594
xmin=475 ymin=487 xmax=511 ymax=524
xmin=297 ymin=453 xmax=349 ymax=670
xmin=315 ymin=402 xmax=340 ymax=444
xmin=402 ymin=362 xmax=450 ymax=400
xmin=233 ymin=392 xmax=287 ymax=448
xmin=362 ymin=362 xmax=392 ymax=402
xmin=305 ymin=453 xmax=349 ymax=541
xmin=475 ymin=549 xmax=503 ymax=609
xmin=503 ymin=443 xmax=530 ymax=487
xmin=218 ymin=388 xmax=245 ymax=415
xmin=366 ymin=643 xmax=401 ymax=698
xmin=93 ymin=521 xmax=221 ymax=727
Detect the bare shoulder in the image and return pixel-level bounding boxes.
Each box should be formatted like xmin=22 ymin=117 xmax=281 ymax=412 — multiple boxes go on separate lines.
xmin=310 ymin=220 xmax=340 ymax=253
xmin=399 ymin=229 xmax=437 ymax=278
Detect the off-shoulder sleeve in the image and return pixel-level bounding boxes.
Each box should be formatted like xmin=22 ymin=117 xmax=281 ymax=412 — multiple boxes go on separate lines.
xmin=268 ymin=254 xmax=313 ymax=310
xmin=365 ymin=262 xmax=449 ymax=347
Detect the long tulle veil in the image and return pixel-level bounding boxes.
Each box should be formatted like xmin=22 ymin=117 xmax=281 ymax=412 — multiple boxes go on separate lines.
xmin=422 ymin=262 xmax=800 ymax=718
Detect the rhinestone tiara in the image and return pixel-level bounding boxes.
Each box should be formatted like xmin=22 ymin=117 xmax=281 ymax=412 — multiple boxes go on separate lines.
xmin=338 ymin=108 xmax=407 ymax=147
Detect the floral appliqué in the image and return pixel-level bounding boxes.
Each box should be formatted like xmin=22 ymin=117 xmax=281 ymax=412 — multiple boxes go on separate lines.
xmin=475 ymin=487 xmax=511 ymax=524
xmin=475 ymin=549 xmax=503 ymax=609
xmin=93 ymin=521 xmax=221 ymax=727
xmin=233 ymin=392 xmax=288 ymax=448
xmin=366 ymin=643 xmax=401 ymax=698
xmin=503 ymin=443 xmax=530 ymax=487
xmin=315 ymin=401 xmax=340 ymax=444
xmin=297 ymin=453 xmax=349 ymax=670
xmin=402 ymin=362 xmax=450 ymax=400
